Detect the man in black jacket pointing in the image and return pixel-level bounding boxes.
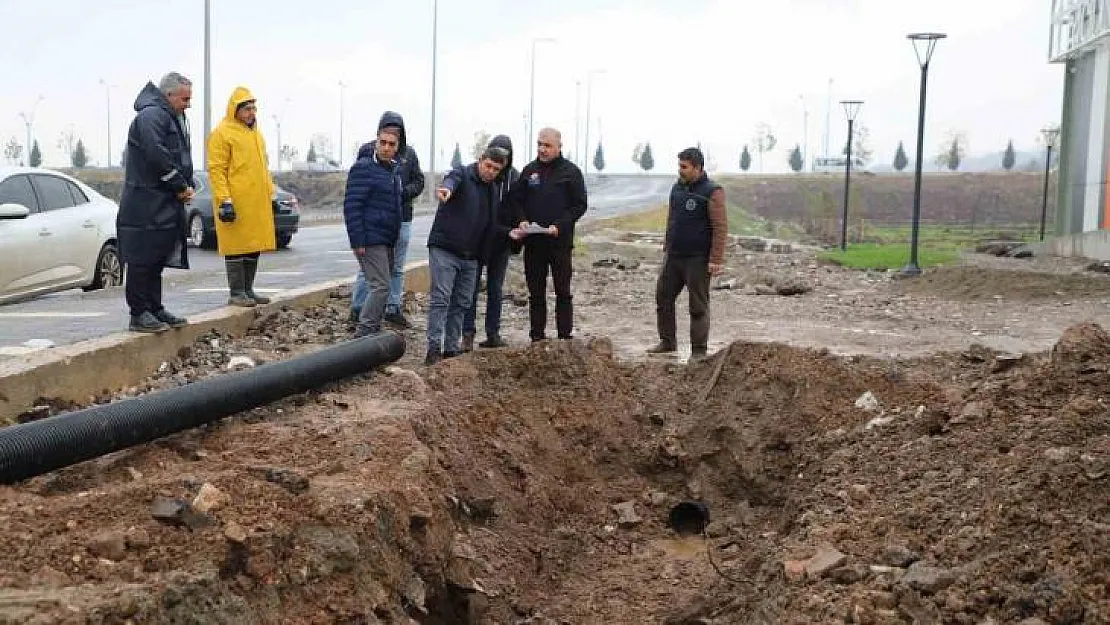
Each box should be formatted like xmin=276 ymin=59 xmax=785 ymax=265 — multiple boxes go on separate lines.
xmin=506 ymin=127 xmax=588 ymax=341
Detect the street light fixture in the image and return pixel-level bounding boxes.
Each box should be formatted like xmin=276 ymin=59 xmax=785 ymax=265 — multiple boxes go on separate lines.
xmin=203 ymin=0 xmax=212 ymax=165
xmin=1039 ymin=126 xmax=1061 ymax=241
xmin=583 ymin=69 xmax=607 ymax=174
xmin=338 ymin=80 xmax=347 ymax=168
xmin=18 ymin=95 xmax=44 ymax=167
xmin=902 ymin=32 xmax=947 ymax=277
xmin=527 ymin=37 xmax=556 ymax=162
xmin=839 ymin=100 xmax=863 ymax=251
xmin=429 ymin=0 xmax=439 ymax=176
xmin=99 ymin=79 xmax=115 ymax=167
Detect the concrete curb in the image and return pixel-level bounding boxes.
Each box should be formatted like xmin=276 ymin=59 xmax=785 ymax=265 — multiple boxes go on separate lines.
xmin=0 ymin=262 xmax=430 ymax=424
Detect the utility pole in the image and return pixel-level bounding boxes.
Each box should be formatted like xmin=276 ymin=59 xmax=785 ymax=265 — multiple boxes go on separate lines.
xmin=272 ymin=98 xmax=290 ymax=172
xmin=574 ymin=80 xmax=582 ymax=168
xmin=203 ymin=0 xmax=212 ymax=165
xmin=18 ymin=95 xmax=43 ymax=167
xmin=338 ymin=80 xmax=346 ymax=167
xmin=100 ymin=79 xmax=114 ymax=167
xmin=823 ymin=78 xmax=833 ymax=158
xmin=583 ymin=69 xmax=606 ymax=174
xmin=528 ymin=37 xmax=556 ymax=162
xmin=429 ymin=0 xmax=438 ymax=176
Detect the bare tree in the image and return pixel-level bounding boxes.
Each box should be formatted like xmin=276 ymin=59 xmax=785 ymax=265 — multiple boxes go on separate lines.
xmin=752 ymin=123 xmax=777 ymax=172
xmin=471 ymin=130 xmax=491 ymax=161
xmin=3 ymin=137 xmax=22 ymax=165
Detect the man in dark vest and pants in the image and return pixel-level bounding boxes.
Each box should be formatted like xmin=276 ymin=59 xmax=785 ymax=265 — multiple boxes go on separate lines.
xmin=647 ymin=147 xmax=728 ymax=361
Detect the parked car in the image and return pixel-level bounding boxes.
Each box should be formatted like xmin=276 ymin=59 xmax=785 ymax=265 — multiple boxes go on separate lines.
xmin=184 ymin=171 xmax=300 ymax=249
xmin=0 ymin=167 xmax=122 ymax=304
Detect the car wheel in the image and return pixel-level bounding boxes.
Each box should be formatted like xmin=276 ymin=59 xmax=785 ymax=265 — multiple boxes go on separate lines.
xmin=85 ymin=243 xmax=124 ymax=291
xmin=277 ymin=233 xmax=293 ymax=249
xmin=187 ymin=213 xmax=206 ymax=248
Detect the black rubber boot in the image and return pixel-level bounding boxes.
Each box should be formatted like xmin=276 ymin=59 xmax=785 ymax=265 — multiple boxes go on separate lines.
xmin=243 ymin=257 xmax=270 ymax=304
xmin=225 ymin=259 xmax=256 ymax=307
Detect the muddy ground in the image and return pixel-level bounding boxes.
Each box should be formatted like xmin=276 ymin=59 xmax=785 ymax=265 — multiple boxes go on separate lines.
xmin=1 ymin=233 xmax=1110 ymax=624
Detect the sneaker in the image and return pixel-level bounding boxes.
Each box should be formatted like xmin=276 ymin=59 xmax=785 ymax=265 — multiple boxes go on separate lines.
xmin=228 ymin=294 xmax=256 ymax=307
xmin=424 ymin=348 xmax=442 ymax=366
xmin=349 ymin=309 xmax=361 ymax=324
xmin=479 ymin=335 xmax=507 ymax=349
xmin=443 ymin=350 xmax=461 ymax=359
xmin=689 ymin=349 xmax=709 ymax=362
xmin=461 ymin=333 xmax=475 ymax=353
xmin=384 ymin=311 xmax=410 ymax=329
xmin=646 ymin=342 xmax=677 ymax=355
xmin=353 ymin=326 xmax=380 ymax=340
xmin=153 ymin=310 xmax=188 ymax=328
xmin=129 ymin=311 xmax=170 ymax=334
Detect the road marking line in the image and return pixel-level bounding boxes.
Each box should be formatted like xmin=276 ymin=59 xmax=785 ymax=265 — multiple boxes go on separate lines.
xmin=188 ymin=288 xmax=285 ymax=293
xmin=326 ymin=250 xmax=353 ymax=255
xmin=0 ymin=312 xmax=109 ymax=318
xmin=257 ymin=271 xmax=305 ymax=276
xmin=335 ymin=259 xmax=359 ymax=264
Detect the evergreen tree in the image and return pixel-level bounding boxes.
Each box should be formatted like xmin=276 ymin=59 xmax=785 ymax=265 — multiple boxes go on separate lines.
xmin=450 ymin=143 xmax=463 ymax=169
xmin=639 ymin=142 xmax=654 ymax=172
xmin=593 ymin=142 xmax=605 ymax=172
xmin=739 ymin=145 xmax=752 ymax=172
xmin=1002 ymin=140 xmax=1016 ymax=171
xmin=893 ymin=141 xmax=909 ymax=172
xmin=788 ymin=145 xmax=804 ymax=172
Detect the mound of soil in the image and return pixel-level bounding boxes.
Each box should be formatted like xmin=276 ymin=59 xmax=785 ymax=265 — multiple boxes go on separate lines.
xmin=0 ymin=324 xmax=1107 ymax=623
xmin=897 ymin=266 xmax=1110 ymax=301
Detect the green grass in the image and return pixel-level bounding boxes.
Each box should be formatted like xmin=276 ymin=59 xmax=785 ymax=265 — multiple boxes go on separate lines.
xmin=817 ymin=243 xmax=959 ymax=270
xmin=592 ymin=204 xmax=803 ymax=239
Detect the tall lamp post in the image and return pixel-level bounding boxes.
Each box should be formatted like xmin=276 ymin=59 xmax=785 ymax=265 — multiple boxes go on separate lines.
xmin=99 ymin=79 xmax=115 ymax=166
xmin=1039 ymin=126 xmax=1060 ymax=241
xmin=527 ymin=37 xmax=556 ymax=162
xmin=799 ymin=94 xmax=809 ymax=170
xmin=203 ymin=0 xmax=212 ymax=165
xmin=902 ymin=32 xmax=946 ymax=277
xmin=337 ymin=80 xmax=347 ymax=167
xmin=583 ymin=68 xmax=607 ymax=174
xmin=272 ymin=97 xmax=291 ymax=172
xmin=574 ymin=79 xmax=582 ymax=168
xmin=429 ymin=0 xmax=438 ymax=176
xmin=839 ymin=100 xmax=863 ymax=251
xmin=18 ymin=95 xmax=44 ymax=167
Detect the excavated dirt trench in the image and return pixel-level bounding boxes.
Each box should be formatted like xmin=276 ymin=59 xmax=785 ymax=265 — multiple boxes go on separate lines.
xmin=1 ymin=321 xmax=1109 ymax=623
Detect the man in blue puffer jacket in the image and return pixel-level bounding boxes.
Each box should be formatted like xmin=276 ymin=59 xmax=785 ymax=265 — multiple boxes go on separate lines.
xmin=343 ymin=122 xmax=403 ymax=338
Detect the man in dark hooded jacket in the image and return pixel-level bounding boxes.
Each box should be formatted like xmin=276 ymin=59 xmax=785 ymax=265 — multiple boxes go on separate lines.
xmin=461 ymin=134 xmax=520 ymax=350
xmin=349 ymin=112 xmax=424 ymax=327
xmin=117 ymin=72 xmax=195 ymax=333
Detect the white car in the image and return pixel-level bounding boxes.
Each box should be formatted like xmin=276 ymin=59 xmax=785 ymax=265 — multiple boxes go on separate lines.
xmin=0 ymin=167 xmax=123 ymax=304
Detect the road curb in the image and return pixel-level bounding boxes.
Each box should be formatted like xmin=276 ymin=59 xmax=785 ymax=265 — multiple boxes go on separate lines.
xmin=0 ymin=262 xmax=430 ymax=424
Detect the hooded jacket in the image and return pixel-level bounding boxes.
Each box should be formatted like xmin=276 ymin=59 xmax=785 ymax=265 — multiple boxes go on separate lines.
xmin=117 ymin=81 xmax=194 ymax=269
xmin=357 ymin=111 xmax=425 ymax=222
xmin=206 ymin=86 xmax=277 ymax=256
xmin=343 ymin=141 xmax=403 ymax=249
xmin=486 ymin=134 xmax=521 ymax=257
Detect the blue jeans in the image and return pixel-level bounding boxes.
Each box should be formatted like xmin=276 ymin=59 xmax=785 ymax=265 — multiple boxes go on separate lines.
xmin=426 ymin=246 xmax=478 ymax=354
xmin=352 ymin=221 xmax=411 ymax=314
xmin=462 ymin=248 xmax=510 ymax=338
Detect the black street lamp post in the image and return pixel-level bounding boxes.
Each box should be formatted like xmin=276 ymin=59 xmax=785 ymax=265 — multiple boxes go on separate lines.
xmin=902 ymin=32 xmax=946 ymax=277
xmin=1039 ymin=126 xmax=1060 ymax=241
xmin=839 ymin=100 xmax=863 ymax=251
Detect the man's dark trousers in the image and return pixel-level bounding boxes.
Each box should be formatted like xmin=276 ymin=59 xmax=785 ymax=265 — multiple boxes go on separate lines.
xmin=524 ymin=238 xmax=573 ymax=340
xmin=124 ymin=229 xmax=178 ymax=317
xmin=655 ymin=254 xmax=710 ymax=350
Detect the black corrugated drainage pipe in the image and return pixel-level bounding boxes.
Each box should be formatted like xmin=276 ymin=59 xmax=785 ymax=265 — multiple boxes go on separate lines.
xmin=0 ymin=332 xmax=406 ymax=484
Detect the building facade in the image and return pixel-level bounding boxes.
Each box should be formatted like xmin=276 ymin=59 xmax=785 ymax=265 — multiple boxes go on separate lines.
xmin=1051 ymin=0 xmax=1110 ymax=234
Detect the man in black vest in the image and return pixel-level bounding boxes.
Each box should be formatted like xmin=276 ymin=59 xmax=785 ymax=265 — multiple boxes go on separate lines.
xmin=506 ymin=127 xmax=588 ymax=341
xmin=647 ymin=147 xmax=728 ymax=361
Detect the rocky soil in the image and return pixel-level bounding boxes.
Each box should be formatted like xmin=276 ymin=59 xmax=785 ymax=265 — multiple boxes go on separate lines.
xmin=1 ymin=233 xmax=1109 ymax=624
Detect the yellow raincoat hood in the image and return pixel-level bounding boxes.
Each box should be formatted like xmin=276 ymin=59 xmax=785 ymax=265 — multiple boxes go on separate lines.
xmin=224 ymin=86 xmax=256 ymax=123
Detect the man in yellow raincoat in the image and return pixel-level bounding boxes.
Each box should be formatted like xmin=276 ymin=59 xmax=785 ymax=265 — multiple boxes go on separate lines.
xmin=207 ymin=86 xmax=277 ymax=307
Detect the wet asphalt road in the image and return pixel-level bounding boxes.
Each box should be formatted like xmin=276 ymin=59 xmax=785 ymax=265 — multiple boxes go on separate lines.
xmin=0 ymin=175 xmax=672 ymax=355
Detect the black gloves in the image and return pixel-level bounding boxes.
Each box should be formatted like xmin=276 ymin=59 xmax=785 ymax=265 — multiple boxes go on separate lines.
xmin=218 ymin=201 xmax=236 ymax=223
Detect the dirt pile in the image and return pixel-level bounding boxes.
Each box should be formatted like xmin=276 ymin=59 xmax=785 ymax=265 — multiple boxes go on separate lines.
xmin=0 ymin=323 xmax=1108 ymax=623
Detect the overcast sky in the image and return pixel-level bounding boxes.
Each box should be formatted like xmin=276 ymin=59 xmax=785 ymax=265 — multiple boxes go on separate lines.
xmin=0 ymin=0 xmax=1064 ymax=173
